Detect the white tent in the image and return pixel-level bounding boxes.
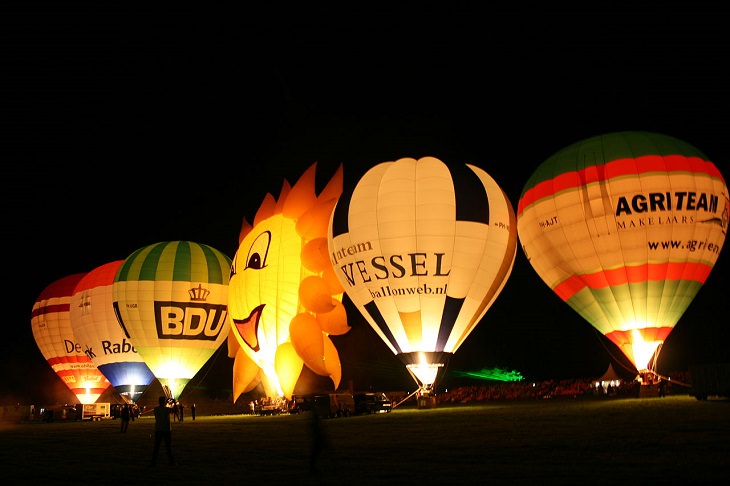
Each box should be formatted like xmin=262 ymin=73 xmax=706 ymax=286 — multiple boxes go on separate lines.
xmin=594 ymin=364 xmax=622 ymax=394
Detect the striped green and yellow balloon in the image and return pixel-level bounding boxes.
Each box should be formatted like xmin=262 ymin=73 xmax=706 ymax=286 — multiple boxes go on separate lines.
xmin=517 ymin=131 xmax=728 ymax=374
xmin=112 ymin=241 xmax=231 ymax=399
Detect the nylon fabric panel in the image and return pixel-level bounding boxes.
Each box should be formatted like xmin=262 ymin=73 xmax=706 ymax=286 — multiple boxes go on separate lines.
xmin=517 ymin=131 xmax=728 ymax=372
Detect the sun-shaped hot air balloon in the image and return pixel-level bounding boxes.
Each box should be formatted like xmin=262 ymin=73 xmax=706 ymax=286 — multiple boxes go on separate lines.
xmin=31 ymin=273 xmax=112 ymax=404
xmin=69 ymin=260 xmax=155 ymax=402
xmin=328 ymin=156 xmax=517 ymax=403
xmin=112 ymin=241 xmax=231 ymax=399
xmin=227 ymin=163 xmax=350 ymax=402
xmin=517 ymin=131 xmax=729 ymax=379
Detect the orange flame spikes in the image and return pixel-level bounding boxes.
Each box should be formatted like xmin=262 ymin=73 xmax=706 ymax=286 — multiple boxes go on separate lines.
xmin=253 ymin=193 xmax=277 ymax=227
xmin=317 ymin=163 xmax=343 ymax=203
xmin=274 ymin=180 xmax=292 ymax=215
xmin=238 ymin=218 xmax=253 ymax=245
xmin=283 ymin=163 xmax=318 ymax=219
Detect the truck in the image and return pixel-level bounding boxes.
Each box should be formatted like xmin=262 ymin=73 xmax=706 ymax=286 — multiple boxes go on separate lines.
xmin=80 ymin=403 xmax=111 ymax=421
xmin=689 ymin=363 xmax=730 ymax=400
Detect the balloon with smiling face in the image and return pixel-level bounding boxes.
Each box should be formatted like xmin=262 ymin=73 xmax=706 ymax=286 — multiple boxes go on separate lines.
xmin=227 ymin=163 xmax=350 ymax=401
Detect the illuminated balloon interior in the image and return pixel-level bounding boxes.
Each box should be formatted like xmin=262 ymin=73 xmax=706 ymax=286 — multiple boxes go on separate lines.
xmin=517 ymin=131 xmax=728 ymax=376
xmin=70 ymin=260 xmax=155 ymax=402
xmin=31 ymin=273 xmax=112 ymax=404
xmin=329 ymin=156 xmax=518 ymax=399
xmin=228 ymin=163 xmax=350 ymax=401
xmin=113 ymin=241 xmax=232 ymax=399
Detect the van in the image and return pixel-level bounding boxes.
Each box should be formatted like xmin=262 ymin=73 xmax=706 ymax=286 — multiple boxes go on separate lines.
xmin=312 ymin=393 xmax=355 ymax=418
xmin=354 ymin=392 xmax=393 ymax=414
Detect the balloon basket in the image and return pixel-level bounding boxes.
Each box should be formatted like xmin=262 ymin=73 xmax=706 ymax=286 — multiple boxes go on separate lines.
xmin=417 ymin=395 xmax=437 ymax=409
xmin=638 ymin=384 xmax=659 ymax=398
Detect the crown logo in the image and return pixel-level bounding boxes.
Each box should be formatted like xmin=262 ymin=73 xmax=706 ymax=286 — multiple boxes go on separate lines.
xmin=188 ymin=284 xmax=210 ymax=302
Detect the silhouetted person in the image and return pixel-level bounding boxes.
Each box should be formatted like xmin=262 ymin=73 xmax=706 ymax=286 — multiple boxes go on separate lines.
xmin=120 ymin=404 xmax=131 ymax=433
xmin=150 ymin=396 xmax=176 ymax=466
xmin=191 ymin=403 xmax=196 ymax=420
xmin=309 ymin=409 xmax=329 ymax=474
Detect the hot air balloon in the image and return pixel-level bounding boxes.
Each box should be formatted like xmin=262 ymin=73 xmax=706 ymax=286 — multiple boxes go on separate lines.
xmin=31 ymin=273 xmax=112 ymax=404
xmin=112 ymin=241 xmax=231 ymax=399
xmin=328 ymin=156 xmax=518 ymax=403
xmin=517 ymin=131 xmax=729 ymax=379
xmin=69 ymin=260 xmax=155 ymax=402
xmin=228 ymin=163 xmax=350 ymax=402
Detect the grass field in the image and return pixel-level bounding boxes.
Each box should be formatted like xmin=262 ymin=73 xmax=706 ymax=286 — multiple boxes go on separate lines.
xmin=1 ymin=395 xmax=728 ymax=485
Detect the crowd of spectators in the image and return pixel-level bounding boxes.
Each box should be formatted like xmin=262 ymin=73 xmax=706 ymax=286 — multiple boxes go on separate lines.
xmin=436 ymin=370 xmax=691 ymax=404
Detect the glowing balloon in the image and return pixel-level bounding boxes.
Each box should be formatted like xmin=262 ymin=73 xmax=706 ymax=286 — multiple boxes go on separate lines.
xmin=517 ymin=131 xmax=729 ymax=374
xmin=69 ymin=260 xmax=155 ymax=402
xmin=228 ymin=163 xmax=350 ymax=401
xmin=112 ymin=241 xmax=231 ymax=399
xmin=31 ymin=273 xmax=111 ymax=404
xmin=328 ymin=156 xmax=518 ymax=396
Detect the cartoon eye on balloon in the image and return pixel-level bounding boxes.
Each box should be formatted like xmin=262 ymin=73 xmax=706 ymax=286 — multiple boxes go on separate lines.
xmin=70 ymin=260 xmax=155 ymax=402
xmin=328 ymin=156 xmax=518 ymax=399
xmin=31 ymin=273 xmax=112 ymax=404
xmin=112 ymin=241 xmax=232 ymax=400
xmin=517 ymin=131 xmax=728 ymax=377
xmin=227 ymin=163 xmax=350 ymax=402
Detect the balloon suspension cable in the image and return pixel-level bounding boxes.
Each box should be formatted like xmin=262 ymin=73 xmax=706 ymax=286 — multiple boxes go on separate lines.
xmin=648 ymin=342 xmax=662 ymax=376
xmin=394 ymin=389 xmax=420 ymax=409
xmin=592 ymin=328 xmax=641 ymax=376
xmin=639 ymin=344 xmax=691 ymax=388
xmin=392 ymin=365 xmax=439 ymax=408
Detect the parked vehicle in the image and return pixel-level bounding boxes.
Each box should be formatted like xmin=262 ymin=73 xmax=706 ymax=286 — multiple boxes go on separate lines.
xmin=690 ymin=363 xmax=730 ymax=400
xmin=80 ymin=403 xmax=111 ymax=421
xmin=313 ymin=393 xmax=354 ymax=418
xmin=289 ymin=394 xmax=316 ymax=414
xmin=41 ymin=405 xmax=78 ymax=422
xmin=354 ymin=392 xmax=393 ymax=414
xmin=289 ymin=393 xmax=354 ymax=418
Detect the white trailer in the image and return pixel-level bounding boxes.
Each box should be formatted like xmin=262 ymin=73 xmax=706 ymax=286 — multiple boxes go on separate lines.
xmin=81 ymin=403 xmax=111 ymax=421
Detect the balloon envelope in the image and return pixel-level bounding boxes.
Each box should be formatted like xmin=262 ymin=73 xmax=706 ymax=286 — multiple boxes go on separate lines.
xmin=70 ymin=260 xmax=155 ymax=402
xmin=517 ymin=131 xmax=728 ymax=373
xmin=112 ymin=241 xmax=231 ymax=399
xmin=228 ymin=163 xmax=348 ymax=401
xmin=31 ymin=273 xmax=111 ymax=404
xmin=328 ymin=156 xmax=518 ymax=392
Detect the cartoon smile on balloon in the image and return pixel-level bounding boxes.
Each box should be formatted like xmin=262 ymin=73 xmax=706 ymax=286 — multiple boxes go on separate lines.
xmin=228 ymin=163 xmax=350 ymax=401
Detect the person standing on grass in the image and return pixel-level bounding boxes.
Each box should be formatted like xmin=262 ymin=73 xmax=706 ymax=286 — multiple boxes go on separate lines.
xmin=309 ymin=408 xmax=329 ymax=474
xmin=150 ymin=396 xmax=176 ymax=466
xmin=120 ymin=404 xmax=131 ymax=433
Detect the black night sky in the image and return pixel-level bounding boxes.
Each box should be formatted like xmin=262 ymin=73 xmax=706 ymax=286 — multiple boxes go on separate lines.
xmin=4 ymin=4 xmax=729 ymax=404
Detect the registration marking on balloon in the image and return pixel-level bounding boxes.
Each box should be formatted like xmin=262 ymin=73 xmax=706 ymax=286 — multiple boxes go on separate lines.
xmin=517 ymin=131 xmax=728 ymax=374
